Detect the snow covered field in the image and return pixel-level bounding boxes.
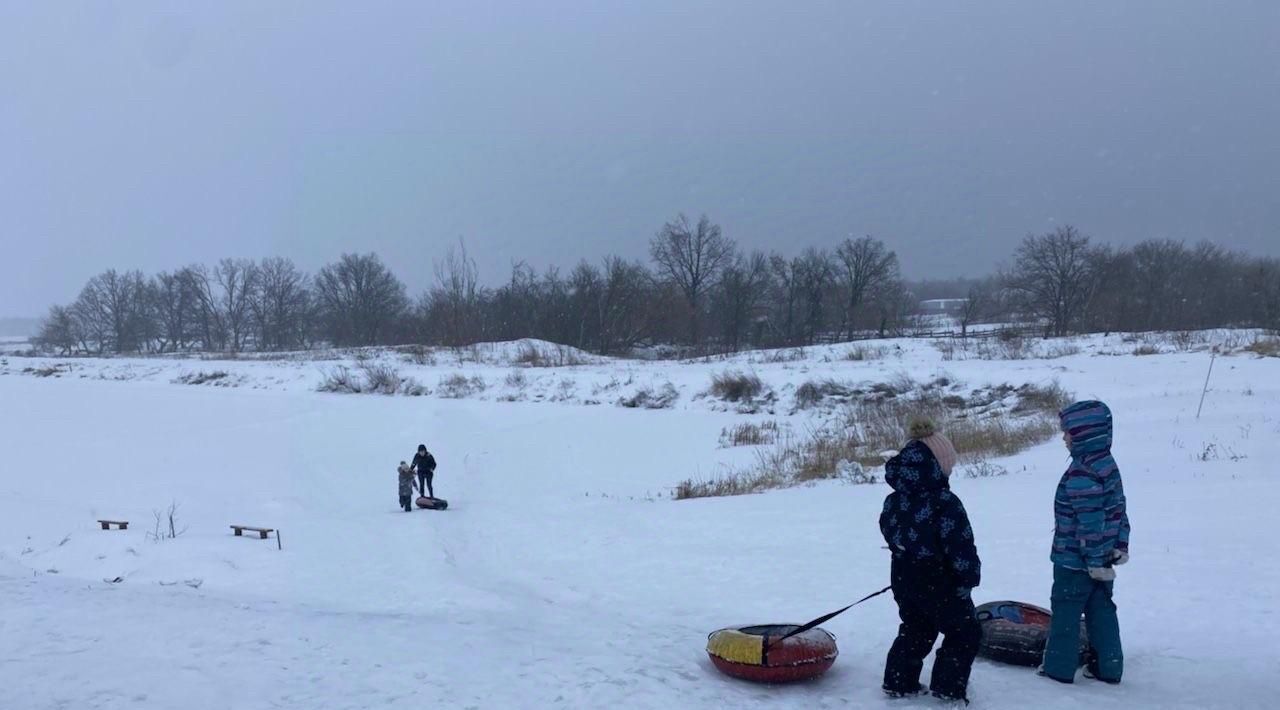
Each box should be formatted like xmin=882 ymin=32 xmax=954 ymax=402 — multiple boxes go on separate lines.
xmin=1 ymin=334 xmax=1277 ymax=709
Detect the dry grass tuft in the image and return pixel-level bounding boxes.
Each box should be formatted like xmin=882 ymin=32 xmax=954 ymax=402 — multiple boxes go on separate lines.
xmin=719 ymin=421 xmax=781 ymax=448
xmin=676 ymin=378 xmax=1070 ymax=499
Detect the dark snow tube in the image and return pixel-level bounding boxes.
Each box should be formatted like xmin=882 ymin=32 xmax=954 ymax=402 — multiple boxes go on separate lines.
xmin=415 ymin=496 xmax=448 ymax=510
xmin=975 ymin=601 xmax=1087 ymax=666
xmin=706 ymin=624 xmax=837 ymax=683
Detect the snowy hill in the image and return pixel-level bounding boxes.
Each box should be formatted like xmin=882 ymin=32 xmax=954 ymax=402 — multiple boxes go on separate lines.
xmin=1 ymin=332 xmax=1277 ymax=709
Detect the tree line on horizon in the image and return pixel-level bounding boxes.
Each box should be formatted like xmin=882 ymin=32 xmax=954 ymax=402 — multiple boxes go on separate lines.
xmin=32 ymin=215 xmax=1280 ymax=357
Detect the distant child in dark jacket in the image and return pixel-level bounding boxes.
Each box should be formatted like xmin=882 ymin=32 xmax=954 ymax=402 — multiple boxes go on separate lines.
xmin=1042 ymin=400 xmax=1129 ymax=685
xmin=397 ymin=462 xmax=415 ymax=512
xmin=880 ymin=418 xmax=982 ymax=703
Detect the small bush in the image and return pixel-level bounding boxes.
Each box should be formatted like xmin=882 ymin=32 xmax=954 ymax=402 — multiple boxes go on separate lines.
xmin=794 ymin=379 xmax=859 ymax=409
xmin=318 ymin=365 xmax=363 ymax=393
xmin=834 ymin=459 xmax=878 ymax=485
xmin=618 ymin=382 xmax=679 ymax=409
xmin=1132 ymin=344 xmax=1161 ymax=356
xmin=22 ymin=364 xmax=67 ymax=378
xmin=504 ymin=369 xmax=528 ymax=389
xmin=674 ymin=469 xmax=785 ymax=499
xmin=755 ymin=348 xmax=807 ymax=364
xmin=1043 ymin=343 xmax=1082 ymax=359
xmin=1013 ymin=381 xmax=1072 ymax=415
xmin=400 ymin=345 xmax=437 ymax=366
xmin=1244 ymin=337 xmax=1280 ymax=358
xmin=360 ymin=363 xmax=402 ymax=395
xmin=709 ymin=370 xmax=765 ymax=402
xmin=934 ymin=339 xmax=958 ymax=361
xmin=399 ymin=377 xmax=428 ymax=396
xmin=174 ymin=370 xmax=230 ymax=385
xmin=844 ymin=345 xmax=886 ymax=361
xmin=719 ymin=421 xmax=780 ymax=447
xmin=438 ymin=373 xmax=486 ymax=399
xmin=958 ymin=459 xmax=1009 ymax=478
xmin=515 ymin=342 xmax=587 ymax=368
xmin=975 ymin=337 xmax=1032 ymax=360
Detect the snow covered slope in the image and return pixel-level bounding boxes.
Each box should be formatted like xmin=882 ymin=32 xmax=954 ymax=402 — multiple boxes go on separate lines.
xmin=1 ymin=335 xmax=1277 ymax=709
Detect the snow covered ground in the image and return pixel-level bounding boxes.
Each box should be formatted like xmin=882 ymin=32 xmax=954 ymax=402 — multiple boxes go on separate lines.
xmin=1 ymin=334 xmax=1277 ymax=709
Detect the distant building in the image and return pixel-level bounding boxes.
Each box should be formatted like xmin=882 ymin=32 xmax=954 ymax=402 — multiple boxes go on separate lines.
xmin=918 ymin=298 xmax=968 ymax=315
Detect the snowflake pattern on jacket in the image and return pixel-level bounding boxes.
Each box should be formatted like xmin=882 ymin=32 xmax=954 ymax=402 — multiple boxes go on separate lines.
xmin=880 ymin=441 xmax=981 ymax=589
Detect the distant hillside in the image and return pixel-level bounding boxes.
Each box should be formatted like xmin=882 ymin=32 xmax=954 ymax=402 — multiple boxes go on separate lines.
xmin=0 ymin=317 xmax=39 ymax=337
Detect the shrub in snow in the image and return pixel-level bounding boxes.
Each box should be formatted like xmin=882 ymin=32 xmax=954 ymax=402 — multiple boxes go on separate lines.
xmin=959 ymin=459 xmax=1009 ymax=478
xmin=504 ymin=369 xmax=528 ymax=389
xmin=173 ymin=370 xmax=231 ymax=386
xmin=618 ymin=382 xmax=678 ymax=409
xmin=438 ymin=373 xmax=486 ymax=399
xmin=719 ymin=421 xmax=780 ymax=447
xmin=708 ymin=370 xmax=765 ymax=403
xmin=317 ymin=365 xmax=362 ymax=393
xmin=835 ymin=459 xmax=878 ymax=485
xmin=399 ymin=345 xmax=437 ymax=366
xmin=1244 ymin=337 xmax=1280 ymax=358
xmin=794 ymin=379 xmax=860 ymax=410
xmin=359 ymin=363 xmax=402 ymax=395
xmin=398 ymin=377 xmax=428 ymax=396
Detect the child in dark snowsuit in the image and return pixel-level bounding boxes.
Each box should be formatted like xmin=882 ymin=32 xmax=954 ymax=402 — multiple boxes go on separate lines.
xmin=880 ymin=419 xmax=982 ymax=703
xmin=1042 ymin=400 xmax=1129 ymax=684
xmin=397 ymin=462 xmax=415 ymax=512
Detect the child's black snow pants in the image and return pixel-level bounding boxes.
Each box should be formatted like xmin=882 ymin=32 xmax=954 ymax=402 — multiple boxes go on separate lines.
xmin=883 ymin=559 xmax=981 ymax=700
xmin=399 ymin=494 xmax=412 ymax=511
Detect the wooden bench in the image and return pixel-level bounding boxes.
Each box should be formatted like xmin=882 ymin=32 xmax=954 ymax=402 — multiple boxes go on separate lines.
xmin=230 ymin=525 xmax=274 ymax=540
xmin=98 ymin=520 xmax=128 ymax=531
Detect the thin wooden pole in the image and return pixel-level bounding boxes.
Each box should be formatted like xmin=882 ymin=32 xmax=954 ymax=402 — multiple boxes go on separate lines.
xmin=1196 ymin=354 xmax=1216 ymax=419
xmin=276 ymin=529 xmax=282 ymax=551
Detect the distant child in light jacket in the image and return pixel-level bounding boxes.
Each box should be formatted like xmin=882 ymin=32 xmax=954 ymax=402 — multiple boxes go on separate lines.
xmin=397 ymin=461 xmax=415 ymax=512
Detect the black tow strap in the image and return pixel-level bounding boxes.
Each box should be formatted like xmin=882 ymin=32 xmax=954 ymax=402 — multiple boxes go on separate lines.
xmin=766 ymin=585 xmax=893 ymax=649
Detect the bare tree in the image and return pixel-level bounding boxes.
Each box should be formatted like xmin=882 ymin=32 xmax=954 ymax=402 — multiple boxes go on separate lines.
xmin=834 ymin=236 xmax=900 ymax=339
xmin=314 ymin=253 xmax=408 ymax=346
xmin=215 ymin=258 xmax=259 ymax=352
xmin=70 ymin=269 xmax=150 ymax=353
xmin=183 ymin=264 xmax=226 ymax=351
xmin=1004 ymin=226 xmax=1097 ymax=337
xmin=250 ymin=257 xmax=311 ymax=351
xmin=596 ymin=256 xmax=652 ymax=354
xmin=151 ymin=268 xmax=205 ymax=352
xmin=649 ymin=214 xmax=736 ymax=344
xmin=34 ymin=305 xmax=81 ymax=355
xmin=429 ymin=240 xmax=482 ymax=347
xmin=712 ymin=251 xmax=771 ymax=351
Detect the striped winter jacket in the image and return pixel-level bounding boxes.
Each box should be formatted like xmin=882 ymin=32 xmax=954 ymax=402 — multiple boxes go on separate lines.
xmin=1052 ymin=400 xmax=1131 ymax=570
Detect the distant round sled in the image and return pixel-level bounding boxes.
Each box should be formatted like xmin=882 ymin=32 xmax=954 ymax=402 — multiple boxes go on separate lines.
xmin=415 ymin=496 xmax=448 ymax=510
xmin=706 ymin=624 xmax=838 ymax=683
xmin=976 ymin=601 xmax=1087 ymax=666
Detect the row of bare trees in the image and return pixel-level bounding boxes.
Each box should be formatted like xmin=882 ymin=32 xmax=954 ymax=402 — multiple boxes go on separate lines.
xmin=34 ymin=217 xmax=1279 ymax=356
xmin=998 ymin=226 xmax=1280 ymax=337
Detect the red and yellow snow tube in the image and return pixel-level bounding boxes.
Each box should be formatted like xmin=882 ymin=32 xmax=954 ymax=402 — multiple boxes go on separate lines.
xmin=706 ymin=624 xmax=838 ymax=683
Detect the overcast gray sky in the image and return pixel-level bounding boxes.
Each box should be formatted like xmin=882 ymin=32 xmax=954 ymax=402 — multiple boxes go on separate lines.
xmin=2 ymin=1 xmax=1277 ymax=316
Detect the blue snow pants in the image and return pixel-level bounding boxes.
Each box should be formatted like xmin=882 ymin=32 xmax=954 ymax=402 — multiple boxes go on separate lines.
xmin=1043 ymin=565 xmax=1123 ymax=682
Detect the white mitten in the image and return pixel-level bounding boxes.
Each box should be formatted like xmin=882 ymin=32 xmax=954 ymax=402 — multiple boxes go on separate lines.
xmin=1088 ymin=567 xmax=1116 ymax=582
xmin=1111 ymin=549 xmax=1129 ymax=566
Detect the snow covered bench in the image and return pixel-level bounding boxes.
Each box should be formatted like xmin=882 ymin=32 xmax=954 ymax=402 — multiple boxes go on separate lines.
xmin=230 ymin=525 xmax=273 ymax=539
xmin=97 ymin=520 xmax=128 ymax=530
